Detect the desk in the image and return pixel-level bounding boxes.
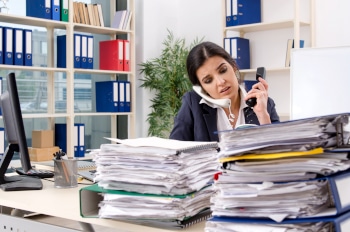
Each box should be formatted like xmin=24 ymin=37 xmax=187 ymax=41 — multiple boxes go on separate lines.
xmin=0 ymin=179 xmax=206 ymax=232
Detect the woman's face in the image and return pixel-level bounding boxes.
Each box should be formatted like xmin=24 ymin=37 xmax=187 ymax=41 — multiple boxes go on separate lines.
xmin=196 ymin=56 xmax=239 ymax=100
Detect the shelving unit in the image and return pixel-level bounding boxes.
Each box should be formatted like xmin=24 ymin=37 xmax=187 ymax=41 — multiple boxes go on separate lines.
xmin=223 ymin=0 xmax=314 ymax=120
xmin=0 ymin=0 xmax=135 ymax=157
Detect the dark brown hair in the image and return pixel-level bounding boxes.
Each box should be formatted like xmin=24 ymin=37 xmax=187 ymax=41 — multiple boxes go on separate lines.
xmin=186 ymin=41 xmax=240 ymax=85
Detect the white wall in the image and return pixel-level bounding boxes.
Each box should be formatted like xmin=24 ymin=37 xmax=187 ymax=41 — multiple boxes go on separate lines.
xmin=135 ymin=0 xmax=350 ymax=138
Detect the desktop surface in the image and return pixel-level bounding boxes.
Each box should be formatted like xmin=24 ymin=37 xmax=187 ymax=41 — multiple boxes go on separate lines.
xmin=0 ymin=178 xmax=206 ymax=232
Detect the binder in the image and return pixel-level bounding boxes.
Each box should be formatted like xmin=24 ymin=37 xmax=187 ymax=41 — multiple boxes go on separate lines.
xmin=3 ymin=27 xmax=13 ymax=65
xmin=60 ymin=0 xmax=68 ymax=22
xmin=23 ymin=29 xmax=32 ymax=66
xmin=56 ymin=34 xmax=66 ymax=68
xmin=0 ymin=27 xmax=3 ymax=64
xmin=80 ymin=35 xmax=88 ymax=69
xmin=13 ymin=28 xmax=23 ymax=66
xmin=124 ymin=81 xmax=131 ymax=112
xmin=87 ymin=35 xmax=94 ymax=69
xmin=0 ymin=77 xmax=2 ymax=115
xmin=74 ymin=34 xmax=81 ymax=68
xmin=285 ymin=39 xmax=305 ymax=67
xmin=118 ymin=81 xmax=125 ymax=112
xmin=228 ymin=37 xmax=250 ymax=69
xmin=95 ymin=81 xmax=119 ymax=112
xmin=208 ymin=210 xmax=350 ymax=232
xmin=80 ymin=184 xmax=212 ymax=229
xmin=55 ymin=123 xmax=85 ymax=157
xmin=0 ymin=128 xmax=4 ymax=156
xmin=226 ymin=0 xmax=261 ymax=27
xmin=26 ymin=0 xmax=51 ymax=20
xmin=52 ymin=0 xmax=60 ymax=21
xmin=123 ymin=39 xmax=130 ymax=71
xmin=99 ymin=39 xmax=123 ymax=71
xmin=74 ymin=123 xmax=85 ymax=158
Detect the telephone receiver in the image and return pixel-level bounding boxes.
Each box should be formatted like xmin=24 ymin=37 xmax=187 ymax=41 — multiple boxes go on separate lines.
xmin=245 ymin=67 xmax=266 ymax=107
xmin=192 ymin=85 xmax=231 ymax=108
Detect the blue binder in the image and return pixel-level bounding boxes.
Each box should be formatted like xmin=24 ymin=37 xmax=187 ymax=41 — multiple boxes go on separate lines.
xmin=80 ymin=35 xmax=88 ymax=69
xmin=227 ymin=37 xmax=250 ymax=69
xmin=3 ymin=27 xmax=13 ymax=65
xmin=52 ymin=0 xmax=61 ymax=21
xmin=124 ymin=81 xmax=131 ymax=112
xmin=226 ymin=0 xmax=261 ymax=27
xmin=0 ymin=127 xmax=4 ymax=156
xmin=55 ymin=123 xmax=85 ymax=157
xmin=23 ymin=29 xmax=32 ymax=66
xmin=95 ymin=81 xmax=119 ymax=112
xmin=13 ymin=28 xmax=23 ymax=66
xmin=26 ymin=0 xmax=51 ymax=20
xmin=56 ymin=34 xmax=66 ymax=68
xmin=118 ymin=81 xmax=125 ymax=112
xmin=209 ymin=210 xmax=350 ymax=232
xmin=0 ymin=27 xmax=3 ymax=64
xmin=87 ymin=35 xmax=94 ymax=69
xmin=74 ymin=34 xmax=81 ymax=68
xmin=0 ymin=77 xmax=2 ymax=115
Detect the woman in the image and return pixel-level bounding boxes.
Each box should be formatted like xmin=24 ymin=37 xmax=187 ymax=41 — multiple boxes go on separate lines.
xmin=169 ymin=41 xmax=280 ymax=142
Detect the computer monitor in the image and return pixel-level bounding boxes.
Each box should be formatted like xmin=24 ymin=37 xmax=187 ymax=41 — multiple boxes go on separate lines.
xmin=0 ymin=73 xmax=42 ymax=191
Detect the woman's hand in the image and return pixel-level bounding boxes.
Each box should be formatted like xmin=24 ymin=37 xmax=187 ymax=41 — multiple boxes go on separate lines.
xmin=245 ymin=77 xmax=271 ymax=124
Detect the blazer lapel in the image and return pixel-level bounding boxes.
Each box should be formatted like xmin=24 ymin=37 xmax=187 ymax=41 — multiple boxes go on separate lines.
xmin=203 ymin=104 xmax=219 ymax=141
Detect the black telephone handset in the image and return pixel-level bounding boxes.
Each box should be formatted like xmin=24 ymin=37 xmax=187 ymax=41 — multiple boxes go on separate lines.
xmin=245 ymin=67 xmax=266 ymax=107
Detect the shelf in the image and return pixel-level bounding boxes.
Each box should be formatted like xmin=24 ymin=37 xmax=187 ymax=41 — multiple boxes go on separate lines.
xmin=224 ymin=20 xmax=310 ymax=34
xmin=240 ymin=67 xmax=290 ymax=74
xmin=73 ymin=23 xmax=131 ymax=35
xmin=74 ymin=68 xmax=132 ymax=75
xmin=0 ymin=13 xmax=67 ymax=29
xmin=0 ymin=64 xmax=67 ymax=72
xmin=74 ymin=112 xmax=132 ymax=117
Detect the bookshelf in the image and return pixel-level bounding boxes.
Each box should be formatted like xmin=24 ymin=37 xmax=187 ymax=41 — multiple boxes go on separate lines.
xmin=223 ymin=0 xmax=315 ymax=120
xmin=0 ymin=0 xmax=135 ymax=157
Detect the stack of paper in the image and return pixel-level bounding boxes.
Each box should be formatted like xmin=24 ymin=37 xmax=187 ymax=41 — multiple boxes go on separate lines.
xmin=206 ymin=113 xmax=350 ymax=230
xmin=92 ymin=137 xmax=219 ymax=228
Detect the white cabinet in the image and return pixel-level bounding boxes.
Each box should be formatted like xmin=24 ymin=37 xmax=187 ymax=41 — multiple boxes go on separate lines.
xmin=0 ymin=0 xmax=135 ymax=156
xmin=223 ymin=0 xmax=314 ymax=120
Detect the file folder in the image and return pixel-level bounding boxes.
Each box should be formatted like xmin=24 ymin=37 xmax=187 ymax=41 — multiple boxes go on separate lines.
xmin=52 ymin=0 xmax=60 ymax=21
xmin=55 ymin=123 xmax=85 ymax=157
xmin=74 ymin=34 xmax=81 ymax=68
xmin=118 ymin=81 xmax=125 ymax=112
xmin=80 ymin=35 xmax=88 ymax=69
xmin=74 ymin=123 xmax=85 ymax=158
xmin=3 ymin=27 xmax=13 ymax=65
xmin=0 ymin=27 xmax=3 ymax=64
xmin=13 ymin=28 xmax=23 ymax=66
xmin=226 ymin=0 xmax=261 ymax=27
xmin=87 ymin=35 xmax=94 ymax=69
xmin=26 ymin=0 xmax=51 ymax=19
xmin=56 ymin=34 xmax=66 ymax=68
xmin=60 ymin=0 xmax=68 ymax=22
xmin=99 ymin=39 xmax=123 ymax=71
xmin=123 ymin=39 xmax=130 ymax=71
xmin=229 ymin=37 xmax=250 ymax=69
xmin=95 ymin=81 xmax=119 ymax=112
xmin=208 ymin=210 xmax=350 ymax=232
xmin=124 ymin=81 xmax=131 ymax=112
xmin=23 ymin=29 xmax=32 ymax=66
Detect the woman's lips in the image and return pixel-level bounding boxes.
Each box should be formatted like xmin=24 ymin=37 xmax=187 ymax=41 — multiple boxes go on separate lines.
xmin=220 ymin=86 xmax=230 ymax=93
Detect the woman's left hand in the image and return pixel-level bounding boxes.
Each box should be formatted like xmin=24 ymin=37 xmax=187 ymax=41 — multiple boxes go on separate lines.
xmin=245 ymin=77 xmax=271 ymax=124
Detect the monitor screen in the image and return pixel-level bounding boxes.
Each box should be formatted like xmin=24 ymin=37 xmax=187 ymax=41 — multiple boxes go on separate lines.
xmin=0 ymin=73 xmax=42 ymax=191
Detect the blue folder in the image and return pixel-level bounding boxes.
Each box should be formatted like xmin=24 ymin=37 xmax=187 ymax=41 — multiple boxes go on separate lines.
xmin=13 ymin=28 xmax=24 ymax=66
xmin=226 ymin=0 xmax=261 ymax=27
xmin=55 ymin=123 xmax=85 ymax=158
xmin=74 ymin=34 xmax=81 ymax=68
xmin=26 ymin=0 xmax=51 ymax=20
xmin=209 ymin=209 xmax=350 ymax=232
xmin=80 ymin=35 xmax=88 ymax=69
xmin=56 ymin=34 xmax=66 ymax=68
xmin=87 ymin=35 xmax=94 ymax=69
xmin=226 ymin=37 xmax=250 ymax=69
xmin=51 ymin=0 xmax=60 ymax=21
xmin=23 ymin=29 xmax=32 ymax=66
xmin=3 ymin=27 xmax=13 ymax=65
xmin=95 ymin=81 xmax=119 ymax=112
xmin=118 ymin=81 xmax=125 ymax=112
xmin=124 ymin=81 xmax=131 ymax=112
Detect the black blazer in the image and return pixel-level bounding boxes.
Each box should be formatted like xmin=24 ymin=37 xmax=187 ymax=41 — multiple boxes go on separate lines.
xmin=169 ymin=90 xmax=280 ymax=142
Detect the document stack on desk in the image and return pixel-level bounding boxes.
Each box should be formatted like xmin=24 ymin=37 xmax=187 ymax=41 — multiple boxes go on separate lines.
xmin=205 ymin=113 xmax=350 ymax=231
xmin=80 ymin=137 xmax=219 ymax=229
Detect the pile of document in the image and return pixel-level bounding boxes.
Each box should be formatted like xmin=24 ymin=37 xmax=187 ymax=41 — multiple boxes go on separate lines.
xmin=205 ymin=113 xmax=350 ymax=231
xmin=93 ymin=137 xmax=219 ymax=228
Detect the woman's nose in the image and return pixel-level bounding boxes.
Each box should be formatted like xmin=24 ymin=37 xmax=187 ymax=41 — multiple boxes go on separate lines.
xmin=216 ymin=76 xmax=226 ymax=85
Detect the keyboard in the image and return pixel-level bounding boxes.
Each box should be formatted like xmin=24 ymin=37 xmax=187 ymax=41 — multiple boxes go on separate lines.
xmin=14 ymin=167 xmax=54 ymax=179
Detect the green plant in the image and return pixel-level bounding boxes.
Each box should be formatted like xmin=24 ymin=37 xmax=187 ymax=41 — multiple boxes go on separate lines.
xmin=139 ymin=30 xmax=202 ymax=138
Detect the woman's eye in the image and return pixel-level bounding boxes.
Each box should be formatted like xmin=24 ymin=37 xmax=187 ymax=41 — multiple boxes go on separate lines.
xmin=204 ymin=79 xmax=212 ymax=84
xmin=219 ymin=67 xmax=227 ymax=74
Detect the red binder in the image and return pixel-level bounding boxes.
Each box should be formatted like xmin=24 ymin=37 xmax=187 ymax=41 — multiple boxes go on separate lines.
xmin=99 ymin=39 xmax=124 ymax=71
xmin=123 ymin=40 xmax=130 ymax=71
